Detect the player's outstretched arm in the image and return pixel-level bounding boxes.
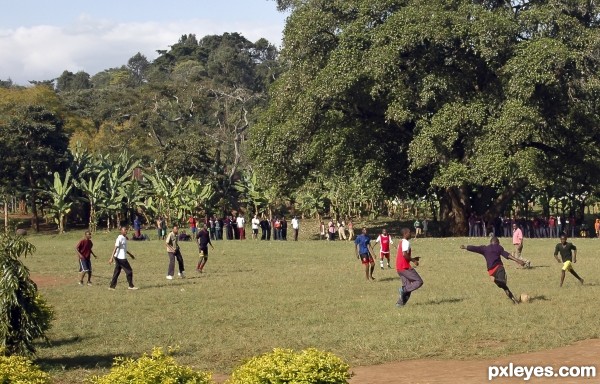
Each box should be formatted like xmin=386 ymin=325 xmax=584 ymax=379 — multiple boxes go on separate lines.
xmin=507 ymin=254 xmax=525 ymax=267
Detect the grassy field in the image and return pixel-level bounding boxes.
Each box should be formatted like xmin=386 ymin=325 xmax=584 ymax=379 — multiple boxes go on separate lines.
xmin=21 ymin=225 xmax=600 ymax=383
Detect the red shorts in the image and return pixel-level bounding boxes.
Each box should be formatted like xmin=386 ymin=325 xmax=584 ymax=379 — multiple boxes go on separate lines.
xmin=380 ymin=251 xmax=390 ymax=258
xmin=360 ymin=253 xmax=374 ymax=265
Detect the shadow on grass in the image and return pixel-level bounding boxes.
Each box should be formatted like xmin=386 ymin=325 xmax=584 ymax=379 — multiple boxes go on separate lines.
xmin=44 ymin=336 xmax=85 ymax=348
xmin=36 ymin=353 xmax=125 ymax=370
xmin=376 ymin=277 xmax=398 ymax=282
xmin=413 ymin=297 xmax=465 ymax=306
xmin=528 ymin=295 xmax=550 ymax=303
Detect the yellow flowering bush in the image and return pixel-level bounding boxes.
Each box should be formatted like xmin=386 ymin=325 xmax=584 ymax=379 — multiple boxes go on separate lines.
xmin=227 ymin=348 xmax=351 ymax=384
xmin=88 ymin=347 xmax=213 ymax=384
xmin=0 ymin=353 xmax=51 ymax=383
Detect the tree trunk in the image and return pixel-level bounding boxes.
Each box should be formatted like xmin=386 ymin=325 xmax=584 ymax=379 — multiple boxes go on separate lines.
xmin=3 ymin=196 xmax=8 ymax=233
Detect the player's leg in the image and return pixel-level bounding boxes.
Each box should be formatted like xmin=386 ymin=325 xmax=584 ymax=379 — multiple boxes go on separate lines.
xmin=493 ymin=267 xmax=518 ymax=304
xmin=560 ymin=269 xmax=566 ymax=287
xmin=369 ymin=258 xmax=375 ymax=280
xmin=380 ymin=252 xmax=385 ymax=269
xmin=167 ymin=252 xmax=175 ymax=279
xmin=175 ymin=249 xmax=185 ymax=277
xmin=78 ymin=259 xmax=86 ymax=285
xmin=109 ymin=261 xmax=122 ymax=289
xmin=569 ymin=268 xmax=584 ymax=284
xmin=386 ymin=254 xmax=391 ymax=268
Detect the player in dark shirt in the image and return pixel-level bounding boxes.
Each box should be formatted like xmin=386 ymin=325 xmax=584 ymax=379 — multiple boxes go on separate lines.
xmin=196 ymin=224 xmax=214 ymax=273
xmin=553 ymin=234 xmax=584 ymax=287
xmin=460 ymin=237 xmax=526 ymax=304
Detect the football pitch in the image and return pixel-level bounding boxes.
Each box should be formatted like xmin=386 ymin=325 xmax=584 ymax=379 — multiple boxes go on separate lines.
xmin=24 ymin=230 xmax=600 ymax=382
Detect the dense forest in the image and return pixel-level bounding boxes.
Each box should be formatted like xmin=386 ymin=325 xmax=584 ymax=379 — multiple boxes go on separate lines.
xmin=2 ymin=0 xmax=600 ymax=235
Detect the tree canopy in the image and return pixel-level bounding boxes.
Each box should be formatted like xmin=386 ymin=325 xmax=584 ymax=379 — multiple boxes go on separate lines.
xmin=253 ymin=0 xmax=600 ymax=233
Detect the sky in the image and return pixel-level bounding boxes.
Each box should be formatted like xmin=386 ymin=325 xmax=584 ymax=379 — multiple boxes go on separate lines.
xmin=0 ymin=0 xmax=288 ymax=85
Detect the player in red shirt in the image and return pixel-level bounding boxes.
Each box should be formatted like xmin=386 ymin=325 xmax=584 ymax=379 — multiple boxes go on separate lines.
xmin=75 ymin=231 xmax=97 ymax=286
xmin=375 ymin=229 xmax=394 ymax=269
xmin=396 ymin=228 xmax=423 ymax=307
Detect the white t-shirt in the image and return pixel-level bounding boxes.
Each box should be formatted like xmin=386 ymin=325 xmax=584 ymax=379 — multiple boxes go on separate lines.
xmin=114 ymin=234 xmax=128 ymax=259
xmin=291 ymin=218 xmax=299 ymax=229
xmin=251 ymin=218 xmax=260 ymax=229
xmin=401 ymin=238 xmax=410 ymax=253
xmin=236 ymin=216 xmax=245 ymax=228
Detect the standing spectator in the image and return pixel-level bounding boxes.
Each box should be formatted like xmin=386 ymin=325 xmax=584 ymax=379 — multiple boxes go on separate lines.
xmin=188 ymin=216 xmax=197 ymax=238
xmin=557 ymin=215 xmax=563 ymax=236
xmin=156 ymin=216 xmax=162 ymax=240
xmin=196 ymin=224 xmax=214 ymax=273
xmin=236 ymin=214 xmax=246 ymax=240
xmin=291 ymin=216 xmax=300 ymax=241
xmin=553 ymin=234 xmax=584 ymax=287
xmin=215 ymin=217 xmax=222 ymax=240
xmin=503 ymin=216 xmax=512 ymax=238
xmin=274 ymin=217 xmax=281 ymax=240
xmin=422 ymin=218 xmax=429 ymax=237
xmin=319 ymin=221 xmax=326 ymax=240
xmin=281 ymin=216 xmax=288 ymax=240
xmin=251 ymin=214 xmax=260 ymax=240
xmin=468 ymin=213 xmax=476 ymax=237
xmin=260 ymin=216 xmax=269 ymax=240
xmin=165 ymin=225 xmax=185 ymax=280
xmin=375 ymin=228 xmax=393 ymax=269
xmin=224 ymin=216 xmax=233 ymax=240
xmin=594 ymin=218 xmax=600 ymax=238
xmin=75 ymin=231 xmax=97 ymax=286
xmin=549 ymin=216 xmax=557 ymax=238
xmin=133 ymin=215 xmax=142 ymax=239
xmin=569 ymin=216 xmax=576 ymax=238
xmin=347 ymin=219 xmax=355 ymax=240
xmin=414 ymin=218 xmax=422 ymax=238
xmin=396 ymin=228 xmax=423 ymax=307
xmin=354 ymin=227 xmax=376 ymax=281
xmin=209 ymin=216 xmax=216 ymax=240
xmin=512 ymin=223 xmax=531 ymax=268
xmin=338 ymin=220 xmax=347 ymax=241
xmin=328 ymin=219 xmax=336 ymax=241
xmin=108 ymin=227 xmax=138 ymax=290
xmin=160 ymin=217 xmax=167 ymax=240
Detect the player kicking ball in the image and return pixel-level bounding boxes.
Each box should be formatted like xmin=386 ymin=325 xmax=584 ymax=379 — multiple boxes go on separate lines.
xmin=460 ymin=237 xmax=525 ymax=304
xmin=553 ymin=234 xmax=584 ymax=287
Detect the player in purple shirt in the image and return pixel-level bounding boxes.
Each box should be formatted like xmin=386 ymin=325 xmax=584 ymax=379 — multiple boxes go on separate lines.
xmin=460 ymin=237 xmax=526 ymax=304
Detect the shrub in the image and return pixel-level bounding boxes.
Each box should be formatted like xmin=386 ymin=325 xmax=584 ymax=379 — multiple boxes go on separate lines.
xmin=0 ymin=233 xmax=54 ymax=356
xmin=88 ymin=347 xmax=214 ymax=384
xmin=0 ymin=352 xmax=52 ymax=383
xmin=227 ymin=347 xmax=352 ymax=384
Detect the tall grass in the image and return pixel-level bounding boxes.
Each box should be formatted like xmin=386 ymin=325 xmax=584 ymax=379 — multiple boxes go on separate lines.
xmin=23 ymin=227 xmax=600 ymax=383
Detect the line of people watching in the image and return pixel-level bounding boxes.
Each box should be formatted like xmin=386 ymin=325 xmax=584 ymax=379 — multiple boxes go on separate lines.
xmin=470 ymin=213 xmax=590 ymax=238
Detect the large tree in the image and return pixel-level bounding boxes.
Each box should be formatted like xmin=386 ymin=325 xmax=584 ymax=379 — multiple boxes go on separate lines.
xmin=0 ymin=86 xmax=71 ymax=231
xmin=255 ymin=0 xmax=600 ymax=234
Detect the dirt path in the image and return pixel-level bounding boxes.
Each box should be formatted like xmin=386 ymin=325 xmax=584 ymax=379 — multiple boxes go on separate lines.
xmin=349 ymin=339 xmax=599 ymax=383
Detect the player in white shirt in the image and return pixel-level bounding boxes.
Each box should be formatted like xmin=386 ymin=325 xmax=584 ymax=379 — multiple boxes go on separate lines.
xmin=375 ymin=229 xmax=394 ymax=269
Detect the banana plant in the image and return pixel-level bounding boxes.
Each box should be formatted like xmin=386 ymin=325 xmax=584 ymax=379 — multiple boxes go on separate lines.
xmin=143 ymin=168 xmax=182 ymax=226
xmin=45 ymin=170 xmax=74 ymax=233
xmin=234 ymin=171 xmax=268 ymax=215
xmin=76 ymin=170 xmax=107 ymax=233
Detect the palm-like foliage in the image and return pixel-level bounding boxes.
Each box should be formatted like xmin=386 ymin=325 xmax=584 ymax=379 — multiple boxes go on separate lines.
xmin=0 ymin=233 xmax=53 ymax=356
xmin=45 ymin=171 xmax=74 ymax=233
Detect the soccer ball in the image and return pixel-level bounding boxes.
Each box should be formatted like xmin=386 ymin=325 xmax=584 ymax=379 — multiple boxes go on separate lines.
xmin=520 ymin=293 xmax=530 ymax=303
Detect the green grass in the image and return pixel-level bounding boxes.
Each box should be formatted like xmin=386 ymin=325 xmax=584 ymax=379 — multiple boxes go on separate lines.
xmin=21 ymin=227 xmax=600 ymax=383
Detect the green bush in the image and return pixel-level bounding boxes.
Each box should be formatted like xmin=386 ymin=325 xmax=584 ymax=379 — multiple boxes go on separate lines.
xmin=0 ymin=352 xmax=52 ymax=383
xmin=0 ymin=233 xmax=54 ymax=356
xmin=88 ymin=347 xmax=213 ymax=384
xmin=227 ymin=348 xmax=351 ymax=384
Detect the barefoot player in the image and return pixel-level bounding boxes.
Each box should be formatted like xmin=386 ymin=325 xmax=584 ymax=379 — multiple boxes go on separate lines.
xmin=75 ymin=231 xmax=97 ymax=286
xmin=553 ymin=234 xmax=584 ymax=287
xmin=460 ymin=237 xmax=525 ymax=304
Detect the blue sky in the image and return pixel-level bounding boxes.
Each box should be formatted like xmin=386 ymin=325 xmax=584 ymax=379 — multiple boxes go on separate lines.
xmin=0 ymin=0 xmax=288 ymax=85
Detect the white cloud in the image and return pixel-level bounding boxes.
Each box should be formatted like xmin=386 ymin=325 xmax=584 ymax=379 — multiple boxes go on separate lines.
xmin=0 ymin=15 xmax=283 ymax=85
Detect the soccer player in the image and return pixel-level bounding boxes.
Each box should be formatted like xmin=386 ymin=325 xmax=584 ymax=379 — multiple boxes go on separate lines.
xmin=75 ymin=231 xmax=97 ymax=286
xmin=460 ymin=237 xmax=525 ymax=304
xmin=553 ymin=234 xmax=584 ymax=287
xmin=375 ymin=228 xmax=393 ymax=269
xmin=354 ymin=227 xmax=376 ymax=281
xmin=166 ymin=225 xmax=185 ymax=279
xmin=108 ymin=227 xmax=138 ymax=290
xmin=396 ymin=228 xmax=423 ymax=307
xmin=196 ymin=224 xmax=214 ymax=273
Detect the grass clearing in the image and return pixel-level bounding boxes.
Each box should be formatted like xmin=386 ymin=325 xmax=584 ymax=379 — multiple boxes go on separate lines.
xmin=22 ymin=228 xmax=600 ymax=383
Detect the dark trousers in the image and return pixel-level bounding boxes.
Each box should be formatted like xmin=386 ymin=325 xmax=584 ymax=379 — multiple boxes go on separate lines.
xmin=110 ymin=259 xmax=134 ymax=288
xmin=294 ymin=229 xmax=299 ymax=241
xmin=167 ymin=249 xmax=185 ymax=276
xmin=398 ymin=268 xmax=423 ymax=293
